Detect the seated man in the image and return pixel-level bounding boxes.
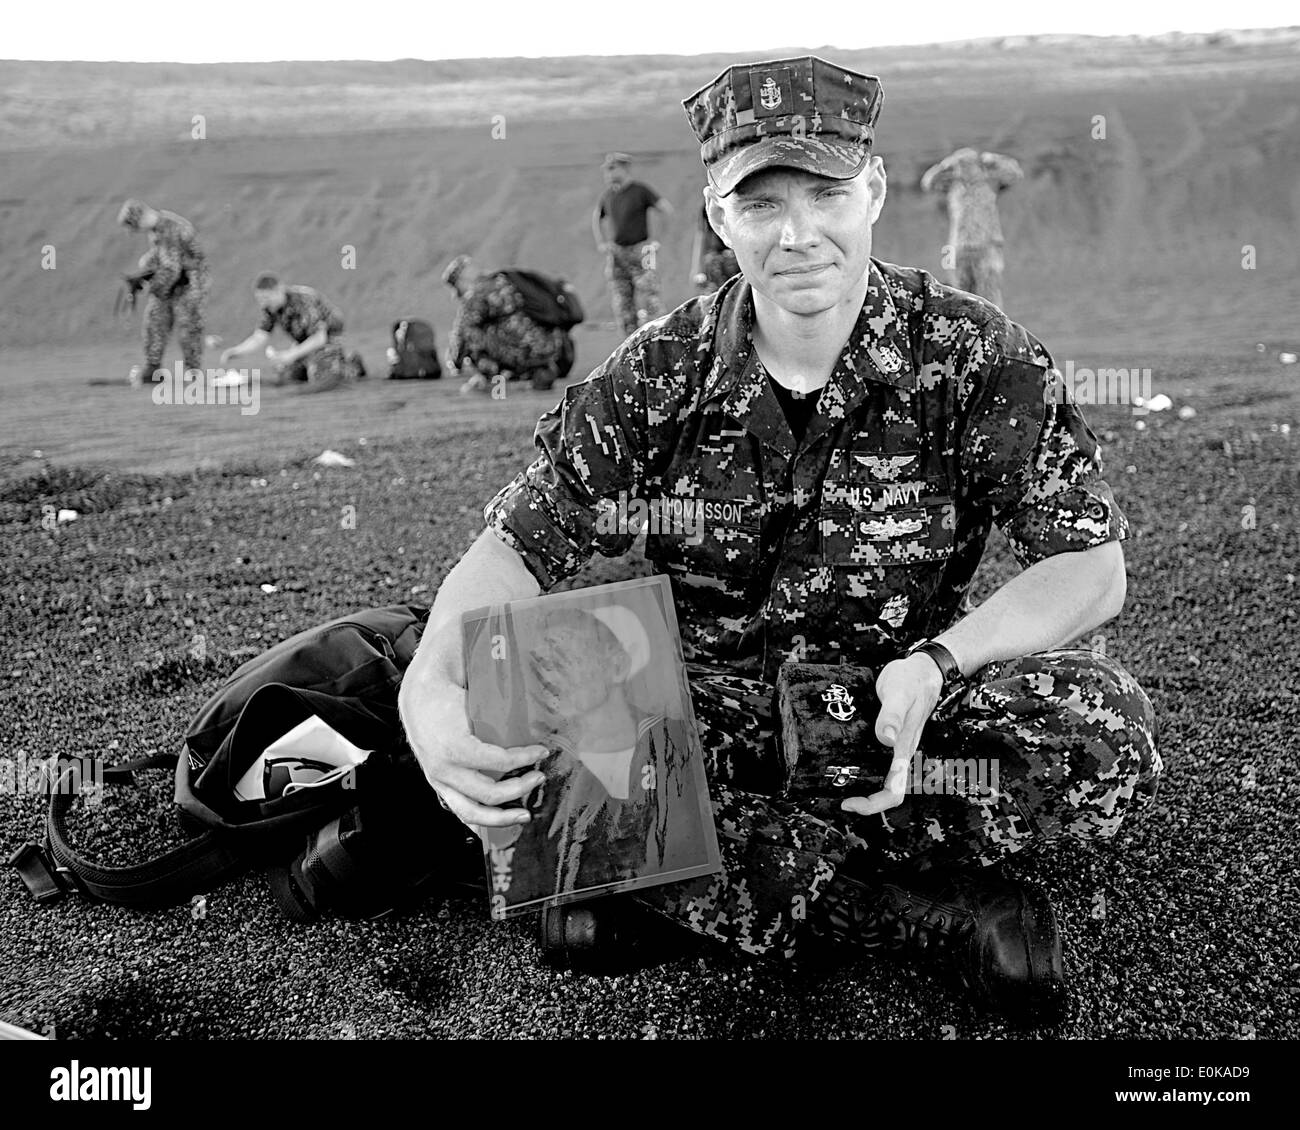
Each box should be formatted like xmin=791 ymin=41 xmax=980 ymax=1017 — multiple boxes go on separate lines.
xmin=220 ymin=274 xmax=364 ymax=392
xmin=400 ymin=56 xmax=1160 ymax=1023
xmin=443 ymin=255 xmax=573 ymax=395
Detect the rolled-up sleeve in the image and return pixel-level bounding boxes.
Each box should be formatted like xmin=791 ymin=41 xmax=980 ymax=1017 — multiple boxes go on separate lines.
xmin=484 ymin=345 xmax=651 ymax=589
xmin=961 ymin=349 xmax=1128 ymax=569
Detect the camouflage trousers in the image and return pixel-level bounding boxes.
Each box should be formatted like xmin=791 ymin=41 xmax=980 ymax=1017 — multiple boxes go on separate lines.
xmin=457 ymin=314 xmax=567 ymax=381
xmin=701 ymin=249 xmax=740 ymax=290
xmin=278 ymin=341 xmax=363 ymax=393
xmin=605 ymin=243 xmax=662 ymax=336
xmin=143 ymin=267 xmax=209 ymax=376
xmin=953 ymin=243 xmax=1006 ymax=309
xmin=634 ymin=648 xmax=1161 ymax=959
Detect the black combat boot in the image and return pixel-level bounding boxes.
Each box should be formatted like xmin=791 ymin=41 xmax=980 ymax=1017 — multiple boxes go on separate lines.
xmin=812 ymin=866 xmax=1067 ymax=1024
xmin=537 ymin=896 xmax=698 ymax=974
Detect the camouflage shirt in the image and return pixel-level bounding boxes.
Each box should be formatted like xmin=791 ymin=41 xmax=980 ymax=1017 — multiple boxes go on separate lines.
xmin=145 ymin=210 xmax=206 ymax=297
xmin=485 ymin=259 xmax=1126 ymax=684
xmin=258 ymin=285 xmax=345 ymax=344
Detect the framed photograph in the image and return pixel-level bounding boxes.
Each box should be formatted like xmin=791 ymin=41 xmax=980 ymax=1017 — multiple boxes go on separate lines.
xmin=462 ymin=575 xmax=721 ymax=918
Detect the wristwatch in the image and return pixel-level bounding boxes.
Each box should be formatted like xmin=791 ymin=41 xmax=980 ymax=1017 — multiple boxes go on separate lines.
xmin=905 ymin=638 xmax=968 ymax=711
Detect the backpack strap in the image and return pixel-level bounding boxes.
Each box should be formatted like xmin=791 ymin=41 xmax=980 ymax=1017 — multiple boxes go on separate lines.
xmin=8 ymin=755 xmax=251 ymax=908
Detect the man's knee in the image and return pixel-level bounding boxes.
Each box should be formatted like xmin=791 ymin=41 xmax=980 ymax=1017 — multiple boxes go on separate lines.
xmin=973 ymin=648 xmax=1162 ymax=815
xmin=984 ymin=647 xmax=1151 ymax=726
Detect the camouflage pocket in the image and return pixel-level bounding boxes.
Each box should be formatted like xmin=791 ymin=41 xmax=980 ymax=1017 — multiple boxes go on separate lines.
xmin=645 ymin=501 xmax=761 ymax=582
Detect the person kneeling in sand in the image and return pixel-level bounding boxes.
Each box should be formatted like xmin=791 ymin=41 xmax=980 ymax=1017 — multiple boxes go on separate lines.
xmin=220 ymin=273 xmax=365 ymax=393
xmin=442 ymin=255 xmax=574 ymax=396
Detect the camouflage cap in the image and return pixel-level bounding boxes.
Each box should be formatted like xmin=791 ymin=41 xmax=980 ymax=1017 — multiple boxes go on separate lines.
xmin=603 ymin=152 xmax=633 ymax=169
xmin=117 ymin=198 xmax=148 ymax=230
xmin=441 ymin=254 xmax=473 ymax=289
xmin=682 ymin=56 xmax=883 ymax=196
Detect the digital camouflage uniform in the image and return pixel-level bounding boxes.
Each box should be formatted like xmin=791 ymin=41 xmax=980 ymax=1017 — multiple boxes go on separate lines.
xmin=605 ymin=244 xmax=663 ymax=337
xmin=483 ymin=260 xmax=1161 ymax=959
xmin=137 ymin=210 xmax=209 ymax=378
xmin=921 ymin=148 xmax=1024 ymax=310
xmin=259 ymin=285 xmax=358 ymax=392
xmin=448 ymin=272 xmax=568 ymax=382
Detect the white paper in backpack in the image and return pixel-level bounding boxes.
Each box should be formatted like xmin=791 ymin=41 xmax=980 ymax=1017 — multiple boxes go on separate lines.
xmin=234 ymin=715 xmax=373 ymax=802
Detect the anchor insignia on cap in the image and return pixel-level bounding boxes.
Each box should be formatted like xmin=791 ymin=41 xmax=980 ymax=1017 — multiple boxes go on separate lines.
xmin=759 ymin=76 xmax=782 ymax=110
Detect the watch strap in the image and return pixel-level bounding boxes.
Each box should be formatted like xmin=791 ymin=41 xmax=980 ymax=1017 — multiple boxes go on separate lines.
xmin=906 ymin=639 xmax=964 ymax=689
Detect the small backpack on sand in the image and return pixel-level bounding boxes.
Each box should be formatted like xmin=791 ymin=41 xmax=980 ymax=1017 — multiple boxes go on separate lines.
xmin=499 ymin=270 xmax=585 ymax=331
xmin=387 ymin=319 xmax=443 ymax=379
xmin=9 ymin=604 xmax=481 ymax=922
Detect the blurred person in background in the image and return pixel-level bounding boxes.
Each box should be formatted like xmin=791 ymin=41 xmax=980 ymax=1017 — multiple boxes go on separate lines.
xmin=117 ymin=198 xmax=209 ymax=385
xmin=592 ymin=152 xmax=673 ymax=335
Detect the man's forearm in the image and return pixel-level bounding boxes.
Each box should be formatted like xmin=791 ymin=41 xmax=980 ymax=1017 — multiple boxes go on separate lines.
xmin=935 ymin=541 xmax=1126 ymax=677
xmin=405 ymin=528 xmax=542 ymax=691
xmin=226 ymin=329 xmax=268 ymax=359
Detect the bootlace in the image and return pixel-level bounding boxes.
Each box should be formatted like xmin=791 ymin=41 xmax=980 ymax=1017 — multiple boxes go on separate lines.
xmin=849 ymin=883 xmax=975 ymax=964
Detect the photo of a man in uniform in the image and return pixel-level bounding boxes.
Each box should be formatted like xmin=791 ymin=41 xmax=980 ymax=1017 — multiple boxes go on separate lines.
xmin=471 ymin=596 xmax=715 ymax=914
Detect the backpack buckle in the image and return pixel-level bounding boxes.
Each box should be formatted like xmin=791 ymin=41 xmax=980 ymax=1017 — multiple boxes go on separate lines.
xmin=7 ymin=843 xmax=74 ymax=904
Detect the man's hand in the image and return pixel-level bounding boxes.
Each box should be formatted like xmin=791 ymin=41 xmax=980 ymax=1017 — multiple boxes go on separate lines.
xmin=265 ymin=346 xmax=291 ymax=365
xmin=840 ymin=653 xmax=944 ymax=817
xmin=401 ymin=668 xmax=550 ymax=830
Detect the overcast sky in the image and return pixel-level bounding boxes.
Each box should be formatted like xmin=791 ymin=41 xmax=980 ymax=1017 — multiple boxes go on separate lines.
xmin=5 ymin=0 xmax=1295 ymax=61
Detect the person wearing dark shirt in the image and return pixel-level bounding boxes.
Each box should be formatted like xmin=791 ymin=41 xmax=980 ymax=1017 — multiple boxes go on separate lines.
xmin=220 ymin=274 xmax=364 ymax=392
xmin=592 ymin=152 xmax=674 ymax=336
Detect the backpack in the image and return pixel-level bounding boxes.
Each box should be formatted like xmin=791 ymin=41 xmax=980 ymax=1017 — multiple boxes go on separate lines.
xmin=10 ymin=604 xmax=482 ymax=922
xmin=499 ymin=269 xmax=585 ymax=330
xmin=387 ymin=318 xmax=442 ymax=379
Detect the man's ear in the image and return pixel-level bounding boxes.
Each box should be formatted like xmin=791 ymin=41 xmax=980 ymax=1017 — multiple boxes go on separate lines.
xmin=866 ymin=156 xmax=888 ymax=225
xmin=607 ymin=647 xmax=632 ymax=686
xmin=704 ymin=186 xmax=730 ymax=248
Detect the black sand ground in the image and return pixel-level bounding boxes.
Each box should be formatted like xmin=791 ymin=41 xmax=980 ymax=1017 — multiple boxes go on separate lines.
xmin=1 ymin=351 xmax=1296 ymax=1040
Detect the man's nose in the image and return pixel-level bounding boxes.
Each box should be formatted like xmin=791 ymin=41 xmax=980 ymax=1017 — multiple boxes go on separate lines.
xmin=778 ymin=199 xmax=820 ymax=249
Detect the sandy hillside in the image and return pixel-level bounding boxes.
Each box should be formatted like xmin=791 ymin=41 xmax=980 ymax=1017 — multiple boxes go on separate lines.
xmin=2 ymin=31 xmax=1299 ymax=365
